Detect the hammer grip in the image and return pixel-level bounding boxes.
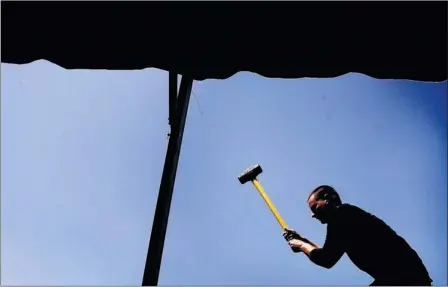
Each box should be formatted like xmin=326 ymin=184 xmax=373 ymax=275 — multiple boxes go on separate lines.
xmin=284 ymin=229 xmax=303 ymax=253
xmin=248 ymin=177 xmax=298 ymax=252
xmin=251 ymin=179 xmax=288 ymax=230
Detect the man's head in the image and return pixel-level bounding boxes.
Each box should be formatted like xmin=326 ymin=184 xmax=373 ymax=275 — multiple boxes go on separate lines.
xmin=307 ymin=185 xmax=342 ymax=224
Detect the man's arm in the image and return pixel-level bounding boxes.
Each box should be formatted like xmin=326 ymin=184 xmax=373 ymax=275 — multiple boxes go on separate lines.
xmin=283 ymin=229 xmax=320 ymax=248
xmin=299 ymin=237 xmax=320 ymax=249
xmin=288 ymin=224 xmax=345 ymax=269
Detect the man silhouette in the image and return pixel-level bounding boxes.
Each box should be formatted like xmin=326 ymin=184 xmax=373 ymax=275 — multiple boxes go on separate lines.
xmin=284 ymin=185 xmax=432 ymax=286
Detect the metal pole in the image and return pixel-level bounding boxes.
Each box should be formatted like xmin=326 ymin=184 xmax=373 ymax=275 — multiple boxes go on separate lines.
xmin=141 ymin=75 xmax=193 ymax=286
xmin=168 ymin=72 xmax=178 ymax=128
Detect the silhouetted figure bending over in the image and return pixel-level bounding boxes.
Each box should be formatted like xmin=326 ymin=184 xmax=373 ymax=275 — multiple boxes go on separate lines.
xmin=284 ymin=185 xmax=432 ymax=286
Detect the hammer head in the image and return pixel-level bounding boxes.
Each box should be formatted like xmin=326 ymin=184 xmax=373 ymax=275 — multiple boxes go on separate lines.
xmin=238 ymin=164 xmax=263 ymax=184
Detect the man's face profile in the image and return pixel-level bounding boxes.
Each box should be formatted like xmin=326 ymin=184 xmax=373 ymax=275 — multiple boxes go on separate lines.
xmin=308 ymin=190 xmax=332 ymax=224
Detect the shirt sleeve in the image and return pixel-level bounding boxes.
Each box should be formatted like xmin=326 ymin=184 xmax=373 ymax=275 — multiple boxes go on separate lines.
xmin=308 ymin=210 xmax=347 ymax=269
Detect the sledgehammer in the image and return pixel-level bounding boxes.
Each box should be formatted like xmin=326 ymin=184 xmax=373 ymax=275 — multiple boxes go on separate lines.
xmin=238 ymin=164 xmax=288 ymax=230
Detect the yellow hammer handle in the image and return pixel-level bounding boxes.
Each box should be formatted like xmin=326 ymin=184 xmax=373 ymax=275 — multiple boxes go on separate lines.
xmin=251 ymin=179 xmax=288 ymax=230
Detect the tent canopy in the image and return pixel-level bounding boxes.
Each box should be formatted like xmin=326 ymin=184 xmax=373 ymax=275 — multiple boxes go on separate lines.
xmin=2 ymin=2 xmax=447 ymax=82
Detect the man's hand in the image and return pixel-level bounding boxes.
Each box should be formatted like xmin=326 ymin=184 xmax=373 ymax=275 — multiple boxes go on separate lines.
xmin=283 ymin=228 xmax=303 ymax=253
xmin=288 ymin=239 xmax=305 ymax=250
xmin=283 ymin=228 xmax=302 ymax=240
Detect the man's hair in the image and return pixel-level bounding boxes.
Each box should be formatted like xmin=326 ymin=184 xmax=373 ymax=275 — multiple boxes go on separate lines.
xmin=308 ymin=185 xmax=342 ymax=205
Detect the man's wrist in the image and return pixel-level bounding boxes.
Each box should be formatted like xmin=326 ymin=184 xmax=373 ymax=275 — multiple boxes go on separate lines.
xmin=298 ymin=241 xmax=317 ymax=254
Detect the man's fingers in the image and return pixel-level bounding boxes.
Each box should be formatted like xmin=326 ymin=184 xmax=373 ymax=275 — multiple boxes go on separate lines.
xmin=284 ymin=231 xmax=301 ymax=241
xmin=292 ymin=247 xmax=302 ymax=253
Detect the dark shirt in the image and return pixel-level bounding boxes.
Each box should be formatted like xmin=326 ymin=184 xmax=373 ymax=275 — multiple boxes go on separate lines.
xmin=309 ymin=204 xmax=432 ymax=283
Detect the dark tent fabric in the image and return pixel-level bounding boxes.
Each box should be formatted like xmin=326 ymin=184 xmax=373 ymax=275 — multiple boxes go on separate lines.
xmin=2 ymin=2 xmax=447 ymax=82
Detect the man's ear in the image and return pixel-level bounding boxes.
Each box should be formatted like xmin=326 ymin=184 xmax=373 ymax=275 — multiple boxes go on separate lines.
xmin=321 ymin=193 xmax=329 ymax=204
xmin=323 ymin=193 xmax=337 ymax=204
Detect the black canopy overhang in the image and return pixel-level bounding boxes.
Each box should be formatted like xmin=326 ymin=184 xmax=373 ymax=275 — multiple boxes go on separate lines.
xmin=2 ymin=1 xmax=446 ymax=286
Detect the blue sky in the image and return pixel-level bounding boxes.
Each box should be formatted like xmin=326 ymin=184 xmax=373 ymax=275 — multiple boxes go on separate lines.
xmin=1 ymin=60 xmax=446 ymax=286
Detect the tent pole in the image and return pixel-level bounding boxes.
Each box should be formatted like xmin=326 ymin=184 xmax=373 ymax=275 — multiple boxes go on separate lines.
xmin=168 ymin=72 xmax=178 ymax=128
xmin=142 ymin=74 xmax=193 ymax=286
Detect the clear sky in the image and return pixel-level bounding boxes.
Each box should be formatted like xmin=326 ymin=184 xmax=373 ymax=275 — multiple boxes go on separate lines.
xmin=1 ymin=60 xmax=446 ymax=286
